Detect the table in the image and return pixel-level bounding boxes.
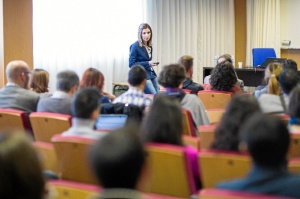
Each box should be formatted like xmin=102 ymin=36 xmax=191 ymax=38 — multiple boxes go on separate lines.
xmin=203 ymin=67 xmax=265 ymax=87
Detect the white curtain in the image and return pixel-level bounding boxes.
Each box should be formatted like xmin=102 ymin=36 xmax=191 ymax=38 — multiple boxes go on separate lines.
xmin=141 ymin=0 xmax=235 ymax=83
xmin=33 ymin=0 xmax=235 ymax=92
xmin=246 ymin=0 xmax=281 ymax=66
xmin=33 ymin=0 xmax=146 ymax=93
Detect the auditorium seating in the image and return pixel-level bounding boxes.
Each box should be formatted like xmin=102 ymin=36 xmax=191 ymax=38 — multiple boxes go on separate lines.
xmin=198 ymin=90 xmax=232 ymax=109
xmin=205 ymin=108 xmax=225 ymax=125
xmin=289 ymin=133 xmax=300 ymax=158
xmin=51 ymin=135 xmax=98 ymax=185
xmin=288 ymin=158 xmax=300 ymax=173
xmin=140 ymin=143 xmax=197 ymax=198
xmin=199 ymin=150 xmax=251 ymax=188
xmin=182 ymin=135 xmax=200 ymax=151
xmin=33 ymin=141 xmax=58 ymax=173
xmin=30 ymin=112 xmax=72 ymax=142
xmin=198 ymin=125 xmax=216 ymax=150
xmin=182 ymin=109 xmax=195 ymax=136
xmin=0 ymin=108 xmax=31 ymax=131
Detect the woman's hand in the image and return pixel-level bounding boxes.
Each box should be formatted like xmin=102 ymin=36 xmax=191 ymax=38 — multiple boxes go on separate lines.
xmin=149 ymin=61 xmax=159 ymax=66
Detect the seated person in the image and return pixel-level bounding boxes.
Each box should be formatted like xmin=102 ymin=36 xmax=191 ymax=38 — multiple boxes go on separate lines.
xmin=204 ymin=54 xmax=244 ymax=92
xmin=178 ymin=55 xmax=204 ymax=94
xmin=89 ymin=125 xmax=146 ymax=198
xmin=61 ymin=87 xmax=106 ymax=139
xmin=254 ymin=62 xmax=283 ymax=99
xmin=258 ymin=69 xmax=299 ymax=113
xmin=211 ymin=95 xmax=261 ymax=152
xmin=157 ymin=64 xmax=210 ymax=134
xmin=282 ymin=58 xmax=298 ymax=71
xmin=28 ymin=69 xmax=49 ymax=93
xmin=288 ymin=85 xmax=300 ymax=132
xmin=141 ymin=94 xmax=200 ymax=188
xmin=217 ymin=113 xmax=300 ymax=198
xmin=80 ymin=68 xmax=115 ymax=103
xmin=0 ymin=130 xmax=46 ymax=199
xmin=37 ymin=70 xmax=79 ymax=115
xmin=205 ymin=61 xmax=242 ymax=94
xmin=113 ymin=65 xmax=152 ymax=107
xmin=0 ymin=60 xmax=39 ymax=113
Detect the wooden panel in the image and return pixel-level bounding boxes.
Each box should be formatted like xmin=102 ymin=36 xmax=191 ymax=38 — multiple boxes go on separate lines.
xmin=281 ymin=48 xmax=300 ymax=70
xmin=3 ymin=0 xmax=33 ymax=84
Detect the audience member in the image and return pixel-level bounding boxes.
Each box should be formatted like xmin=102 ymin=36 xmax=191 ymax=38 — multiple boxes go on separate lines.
xmin=205 ymin=61 xmax=242 ymax=94
xmin=113 ymin=65 xmax=152 ymax=107
xmin=61 ymin=87 xmax=106 ymax=139
xmin=288 ymin=85 xmax=300 ymax=132
xmin=0 ymin=130 xmax=46 ymax=199
xmin=204 ymin=54 xmax=245 ymax=92
xmin=178 ymin=55 xmax=204 ymax=94
xmin=211 ymin=95 xmax=261 ymax=152
xmin=89 ymin=125 xmax=146 ymax=198
xmin=80 ymin=67 xmax=115 ymax=103
xmin=28 ymin=69 xmax=49 ymax=94
xmin=0 ymin=60 xmax=39 ymax=113
xmin=37 ymin=70 xmax=79 ymax=115
xmin=254 ymin=62 xmax=283 ymax=98
xmin=282 ymin=58 xmax=298 ymax=71
xmin=258 ymin=69 xmax=299 ymax=113
xmin=217 ymin=113 xmax=300 ymax=198
xmin=158 ymin=64 xmax=209 ymax=134
xmin=141 ymin=94 xmax=200 ymax=188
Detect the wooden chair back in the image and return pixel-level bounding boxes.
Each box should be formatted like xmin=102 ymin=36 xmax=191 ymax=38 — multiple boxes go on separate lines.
xmin=0 ymin=108 xmax=30 ymax=131
xmin=206 ymin=108 xmax=225 ymax=125
xmin=199 ymin=150 xmax=251 ymax=188
xmin=30 ymin=112 xmax=71 ymax=142
xmin=140 ymin=143 xmax=196 ymax=198
xmin=182 ymin=109 xmax=195 ymax=136
xmin=198 ymin=125 xmax=216 ymax=150
xmin=33 ymin=141 xmax=58 ymax=173
xmin=51 ymin=135 xmax=98 ymax=184
xmin=182 ymin=135 xmax=200 ymax=151
xmin=288 ymin=158 xmax=300 ymax=174
xmin=289 ymin=133 xmax=300 ymax=158
xmin=49 ymin=180 xmax=101 ymax=199
xmin=198 ymin=90 xmax=232 ymax=109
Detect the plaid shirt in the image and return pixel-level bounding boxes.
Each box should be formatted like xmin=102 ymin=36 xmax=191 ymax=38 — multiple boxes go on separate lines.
xmin=113 ymin=87 xmax=152 ymax=107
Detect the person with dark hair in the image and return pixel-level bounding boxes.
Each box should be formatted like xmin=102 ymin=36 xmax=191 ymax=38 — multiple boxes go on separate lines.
xmin=288 ymin=85 xmax=300 ymax=132
xmin=258 ymin=69 xmax=299 ymax=113
xmin=158 ymin=64 xmax=209 ymax=134
xmin=129 ymin=23 xmax=159 ymax=94
xmin=211 ymin=95 xmax=261 ymax=151
xmin=178 ymin=55 xmax=204 ymax=94
xmin=61 ymin=87 xmax=105 ymax=139
xmin=0 ymin=60 xmax=39 ymax=113
xmin=89 ymin=125 xmax=146 ymax=198
xmin=0 ymin=130 xmax=46 ymax=199
xmin=203 ymin=54 xmax=245 ymax=92
xmin=217 ymin=113 xmax=300 ymax=198
xmin=37 ymin=70 xmax=79 ymax=115
xmin=141 ymin=94 xmax=200 ymax=188
xmin=282 ymin=58 xmax=298 ymax=71
xmin=80 ymin=67 xmax=115 ymax=103
xmin=113 ymin=65 xmax=152 ymax=107
xmin=206 ymin=61 xmax=242 ymax=93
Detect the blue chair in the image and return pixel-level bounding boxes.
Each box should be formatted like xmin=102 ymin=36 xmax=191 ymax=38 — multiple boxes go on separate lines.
xmin=252 ymin=48 xmax=276 ymax=67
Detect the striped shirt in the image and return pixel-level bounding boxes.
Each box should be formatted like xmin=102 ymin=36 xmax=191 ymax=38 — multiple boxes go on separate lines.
xmin=113 ymin=87 xmax=152 ymax=107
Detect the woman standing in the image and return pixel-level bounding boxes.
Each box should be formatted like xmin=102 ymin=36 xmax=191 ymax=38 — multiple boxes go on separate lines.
xmin=129 ymin=23 xmax=159 ymax=94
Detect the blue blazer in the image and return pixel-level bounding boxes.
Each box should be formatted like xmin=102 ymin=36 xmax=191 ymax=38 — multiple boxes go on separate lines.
xmin=129 ymin=41 xmax=156 ymax=79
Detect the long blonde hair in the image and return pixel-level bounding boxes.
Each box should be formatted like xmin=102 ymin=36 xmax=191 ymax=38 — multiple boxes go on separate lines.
xmin=266 ymin=63 xmax=283 ymax=95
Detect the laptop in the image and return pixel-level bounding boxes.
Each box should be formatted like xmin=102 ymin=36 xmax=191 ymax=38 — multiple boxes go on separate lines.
xmin=95 ymin=114 xmax=128 ymax=131
xmin=261 ymin=58 xmax=286 ymax=68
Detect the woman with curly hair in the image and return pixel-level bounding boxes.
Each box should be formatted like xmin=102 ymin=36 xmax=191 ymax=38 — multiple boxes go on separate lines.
xmin=211 ymin=95 xmax=261 ymax=151
xmin=206 ymin=61 xmax=242 ymax=93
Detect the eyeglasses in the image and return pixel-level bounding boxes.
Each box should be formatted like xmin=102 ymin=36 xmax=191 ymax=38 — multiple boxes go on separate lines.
xmin=22 ymin=71 xmax=32 ymax=75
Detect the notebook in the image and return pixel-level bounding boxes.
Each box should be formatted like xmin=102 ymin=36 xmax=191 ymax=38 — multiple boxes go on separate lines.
xmin=261 ymin=58 xmax=286 ymax=68
xmin=95 ymin=114 xmax=128 ymax=131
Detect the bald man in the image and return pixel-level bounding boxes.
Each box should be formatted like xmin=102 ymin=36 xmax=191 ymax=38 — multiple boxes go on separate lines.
xmin=0 ymin=60 xmax=39 ymax=113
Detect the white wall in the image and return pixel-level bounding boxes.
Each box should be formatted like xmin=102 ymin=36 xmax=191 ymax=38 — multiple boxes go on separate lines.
xmin=281 ymin=0 xmax=300 ymax=48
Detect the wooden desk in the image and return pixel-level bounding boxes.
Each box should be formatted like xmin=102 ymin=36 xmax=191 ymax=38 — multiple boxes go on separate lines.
xmin=203 ymin=67 xmax=265 ymax=87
